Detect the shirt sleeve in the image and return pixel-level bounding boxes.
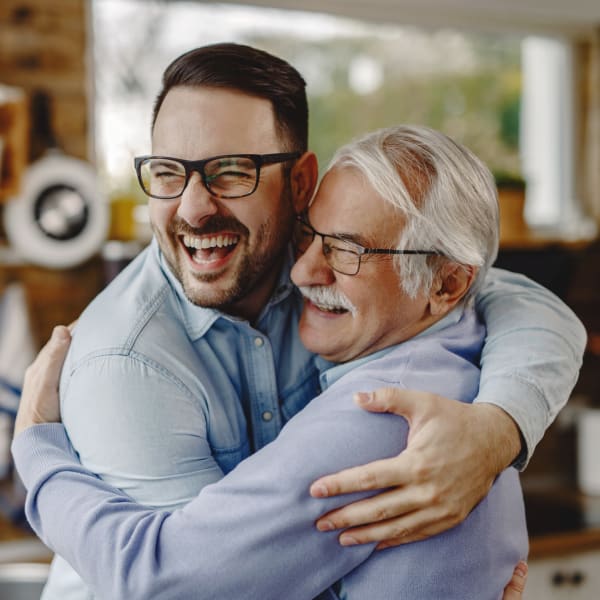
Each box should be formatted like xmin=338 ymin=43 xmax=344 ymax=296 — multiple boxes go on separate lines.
xmin=61 ymin=354 xmax=224 ymax=508
xmin=13 ymin=388 xmax=398 ymax=600
xmin=474 ymin=267 xmax=587 ymax=468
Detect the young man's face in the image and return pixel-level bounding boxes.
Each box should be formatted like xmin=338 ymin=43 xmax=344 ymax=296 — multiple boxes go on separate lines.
xmin=291 ymin=167 xmax=434 ymax=364
xmin=149 ymin=86 xmax=298 ymax=319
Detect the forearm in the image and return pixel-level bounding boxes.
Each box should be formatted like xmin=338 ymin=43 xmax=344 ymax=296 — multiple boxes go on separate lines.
xmin=13 ymin=395 xmax=390 ymax=600
xmin=475 ymin=268 xmax=586 ymax=466
xmin=13 ymin=333 xmax=374 ymax=599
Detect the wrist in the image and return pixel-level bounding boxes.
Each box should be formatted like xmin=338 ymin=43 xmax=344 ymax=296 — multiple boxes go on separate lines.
xmin=474 ymin=402 xmax=522 ymax=471
xmin=14 ymin=413 xmax=39 ymax=438
xmin=14 ymin=409 xmax=55 ymax=439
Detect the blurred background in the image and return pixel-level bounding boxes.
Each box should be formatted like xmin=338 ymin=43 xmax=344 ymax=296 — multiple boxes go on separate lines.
xmin=0 ymin=1 xmax=600 ymax=597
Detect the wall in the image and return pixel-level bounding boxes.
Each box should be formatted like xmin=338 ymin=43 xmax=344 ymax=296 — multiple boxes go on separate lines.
xmin=0 ymin=0 xmax=90 ymax=161
xmin=0 ymin=0 xmax=103 ymax=348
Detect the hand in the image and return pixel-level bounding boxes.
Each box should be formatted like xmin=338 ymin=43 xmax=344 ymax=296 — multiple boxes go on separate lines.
xmin=14 ymin=325 xmax=72 ymax=438
xmin=310 ymin=388 xmax=521 ymax=548
xmin=503 ymin=562 xmax=528 ymax=599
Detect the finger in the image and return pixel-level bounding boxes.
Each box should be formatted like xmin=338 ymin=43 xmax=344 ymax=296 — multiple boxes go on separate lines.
xmin=39 ymin=325 xmax=71 ymax=356
xmin=310 ymin=455 xmax=412 ymax=498
xmin=316 ymin=487 xmax=420 ymax=531
xmin=502 ymin=562 xmax=528 ymax=600
xmin=48 ymin=325 xmax=71 ymax=352
xmin=336 ymin=506 xmax=455 ymax=547
xmin=14 ymin=326 xmax=71 ymax=436
xmin=368 ymin=500 xmax=466 ymax=549
xmin=40 ymin=326 xmax=71 ymax=372
xmin=354 ymin=388 xmax=440 ymax=425
xmin=26 ymin=326 xmax=71 ymax=386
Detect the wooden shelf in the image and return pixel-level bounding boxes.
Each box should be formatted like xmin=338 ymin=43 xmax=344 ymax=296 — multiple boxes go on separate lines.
xmin=499 ymin=227 xmax=597 ymax=251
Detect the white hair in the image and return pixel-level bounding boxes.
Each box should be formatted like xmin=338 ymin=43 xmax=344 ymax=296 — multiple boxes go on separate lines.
xmin=327 ymin=125 xmax=499 ymax=299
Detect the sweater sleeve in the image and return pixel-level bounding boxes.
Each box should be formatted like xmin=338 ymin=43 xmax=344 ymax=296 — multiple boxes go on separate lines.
xmin=13 ymin=385 xmax=402 ymax=600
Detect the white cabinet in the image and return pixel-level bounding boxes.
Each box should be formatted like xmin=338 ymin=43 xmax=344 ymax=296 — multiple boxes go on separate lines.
xmin=525 ymin=550 xmax=600 ymax=599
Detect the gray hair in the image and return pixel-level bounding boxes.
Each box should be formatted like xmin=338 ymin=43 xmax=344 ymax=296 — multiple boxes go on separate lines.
xmin=327 ymin=125 xmax=499 ymax=299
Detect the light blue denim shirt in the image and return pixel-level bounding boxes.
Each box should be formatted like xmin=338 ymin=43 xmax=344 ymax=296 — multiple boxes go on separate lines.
xmin=15 ymin=306 xmax=528 ymax=600
xmin=42 ymin=239 xmax=321 ymax=599
xmin=34 ymin=237 xmax=585 ymax=599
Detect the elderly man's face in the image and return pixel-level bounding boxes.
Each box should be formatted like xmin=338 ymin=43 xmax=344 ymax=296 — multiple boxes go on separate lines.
xmin=291 ymin=167 xmax=433 ymax=364
xmin=149 ymin=86 xmax=298 ymax=319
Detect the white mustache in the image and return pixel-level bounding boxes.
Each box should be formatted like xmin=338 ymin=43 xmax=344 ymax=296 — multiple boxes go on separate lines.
xmin=298 ymin=285 xmax=357 ymax=315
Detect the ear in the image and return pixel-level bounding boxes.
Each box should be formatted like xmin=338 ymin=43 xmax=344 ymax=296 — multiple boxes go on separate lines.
xmin=289 ymin=151 xmax=319 ymax=214
xmin=429 ymin=263 xmax=478 ymax=316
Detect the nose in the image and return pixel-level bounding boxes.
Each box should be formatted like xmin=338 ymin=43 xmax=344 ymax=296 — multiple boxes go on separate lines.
xmin=291 ymin=236 xmax=336 ymax=288
xmin=176 ymin=171 xmax=219 ymax=226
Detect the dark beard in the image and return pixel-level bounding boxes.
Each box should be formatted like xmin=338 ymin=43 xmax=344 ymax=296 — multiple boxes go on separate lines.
xmin=159 ymin=181 xmax=296 ymax=311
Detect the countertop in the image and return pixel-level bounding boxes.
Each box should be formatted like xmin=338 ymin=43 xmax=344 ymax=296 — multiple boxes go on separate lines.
xmin=524 ymin=487 xmax=600 ymax=559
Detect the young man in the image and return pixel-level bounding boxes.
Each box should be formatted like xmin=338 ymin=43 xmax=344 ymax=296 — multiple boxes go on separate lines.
xmin=13 ymin=44 xmax=584 ymax=598
xmin=15 ymin=125 xmax=530 ymax=598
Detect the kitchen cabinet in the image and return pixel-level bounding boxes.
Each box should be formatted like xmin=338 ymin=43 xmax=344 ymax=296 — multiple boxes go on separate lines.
xmin=526 ymin=550 xmax=600 ymax=599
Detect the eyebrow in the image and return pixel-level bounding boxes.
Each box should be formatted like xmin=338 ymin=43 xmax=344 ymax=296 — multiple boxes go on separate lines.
xmin=305 ymin=212 xmax=376 ymax=248
xmin=149 ymin=159 xmax=180 ymax=168
xmin=332 ymin=232 xmax=370 ymax=247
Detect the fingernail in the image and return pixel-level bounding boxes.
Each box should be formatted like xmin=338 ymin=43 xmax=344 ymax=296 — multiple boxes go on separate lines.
xmin=339 ymin=534 xmax=358 ymax=546
xmin=515 ymin=562 xmax=528 ymax=577
xmin=354 ymin=392 xmax=372 ymax=406
xmin=310 ymin=483 xmax=329 ymax=498
xmin=316 ymin=519 xmax=335 ymax=532
xmin=52 ymin=326 xmax=69 ymax=342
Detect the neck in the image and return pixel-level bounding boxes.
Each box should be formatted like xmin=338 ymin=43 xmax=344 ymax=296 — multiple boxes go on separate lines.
xmin=222 ymin=255 xmax=285 ymax=324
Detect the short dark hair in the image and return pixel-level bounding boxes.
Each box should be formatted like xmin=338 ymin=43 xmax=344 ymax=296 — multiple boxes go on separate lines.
xmin=152 ymin=43 xmax=308 ymax=152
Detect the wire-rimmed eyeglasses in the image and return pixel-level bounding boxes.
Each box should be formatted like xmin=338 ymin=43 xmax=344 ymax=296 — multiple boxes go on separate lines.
xmin=134 ymin=152 xmax=301 ymax=200
xmin=293 ymin=215 xmax=441 ymax=276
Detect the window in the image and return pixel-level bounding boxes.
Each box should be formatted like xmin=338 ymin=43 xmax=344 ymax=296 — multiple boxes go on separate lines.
xmin=92 ymin=0 xmax=590 ymax=236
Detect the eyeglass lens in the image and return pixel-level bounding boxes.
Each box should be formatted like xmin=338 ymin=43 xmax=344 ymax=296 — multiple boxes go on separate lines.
xmin=138 ymin=157 xmax=259 ymax=199
xmin=294 ymin=220 xmax=361 ymax=275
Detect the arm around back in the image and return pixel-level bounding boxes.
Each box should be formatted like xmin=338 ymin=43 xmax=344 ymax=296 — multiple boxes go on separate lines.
xmin=475 ymin=267 xmax=586 ymax=465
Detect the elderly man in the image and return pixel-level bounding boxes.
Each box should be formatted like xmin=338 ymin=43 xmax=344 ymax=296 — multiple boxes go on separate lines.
xmin=14 ymin=126 xmax=530 ymax=599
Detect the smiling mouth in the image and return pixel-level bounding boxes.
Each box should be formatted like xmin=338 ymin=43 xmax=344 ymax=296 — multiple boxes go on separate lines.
xmin=307 ymin=299 xmax=349 ymax=315
xmin=181 ymin=233 xmax=240 ymax=264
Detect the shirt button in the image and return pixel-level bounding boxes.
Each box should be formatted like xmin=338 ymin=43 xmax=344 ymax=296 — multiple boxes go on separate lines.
xmin=262 ymin=411 xmax=273 ymax=422
xmin=254 ymin=337 xmax=264 ymax=347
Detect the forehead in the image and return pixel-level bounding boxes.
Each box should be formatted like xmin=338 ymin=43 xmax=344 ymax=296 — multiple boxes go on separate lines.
xmin=309 ymin=167 xmax=404 ymax=242
xmin=152 ymin=86 xmax=280 ymax=158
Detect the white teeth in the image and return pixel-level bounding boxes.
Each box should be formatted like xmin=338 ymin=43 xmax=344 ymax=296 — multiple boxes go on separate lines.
xmin=314 ymin=302 xmax=346 ymax=313
xmin=183 ymin=234 xmax=239 ymax=250
xmin=297 ymin=285 xmax=357 ymax=316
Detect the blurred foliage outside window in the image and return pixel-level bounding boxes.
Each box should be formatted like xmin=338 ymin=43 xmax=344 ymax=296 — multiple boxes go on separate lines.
xmin=93 ymin=1 xmax=523 ymax=201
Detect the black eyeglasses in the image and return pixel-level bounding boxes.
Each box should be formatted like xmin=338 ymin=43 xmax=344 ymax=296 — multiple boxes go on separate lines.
xmin=134 ymin=152 xmax=301 ymax=200
xmin=293 ymin=215 xmax=441 ymax=276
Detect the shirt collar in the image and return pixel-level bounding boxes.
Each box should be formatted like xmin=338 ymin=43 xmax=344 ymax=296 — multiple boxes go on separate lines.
xmin=318 ymin=347 xmax=393 ymax=391
xmin=154 ymin=238 xmax=296 ymax=340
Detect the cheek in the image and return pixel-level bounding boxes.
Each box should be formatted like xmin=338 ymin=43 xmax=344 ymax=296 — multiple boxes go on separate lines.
xmin=356 ymin=291 xmax=390 ymax=332
xmin=149 ymin=200 xmax=177 ymax=229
